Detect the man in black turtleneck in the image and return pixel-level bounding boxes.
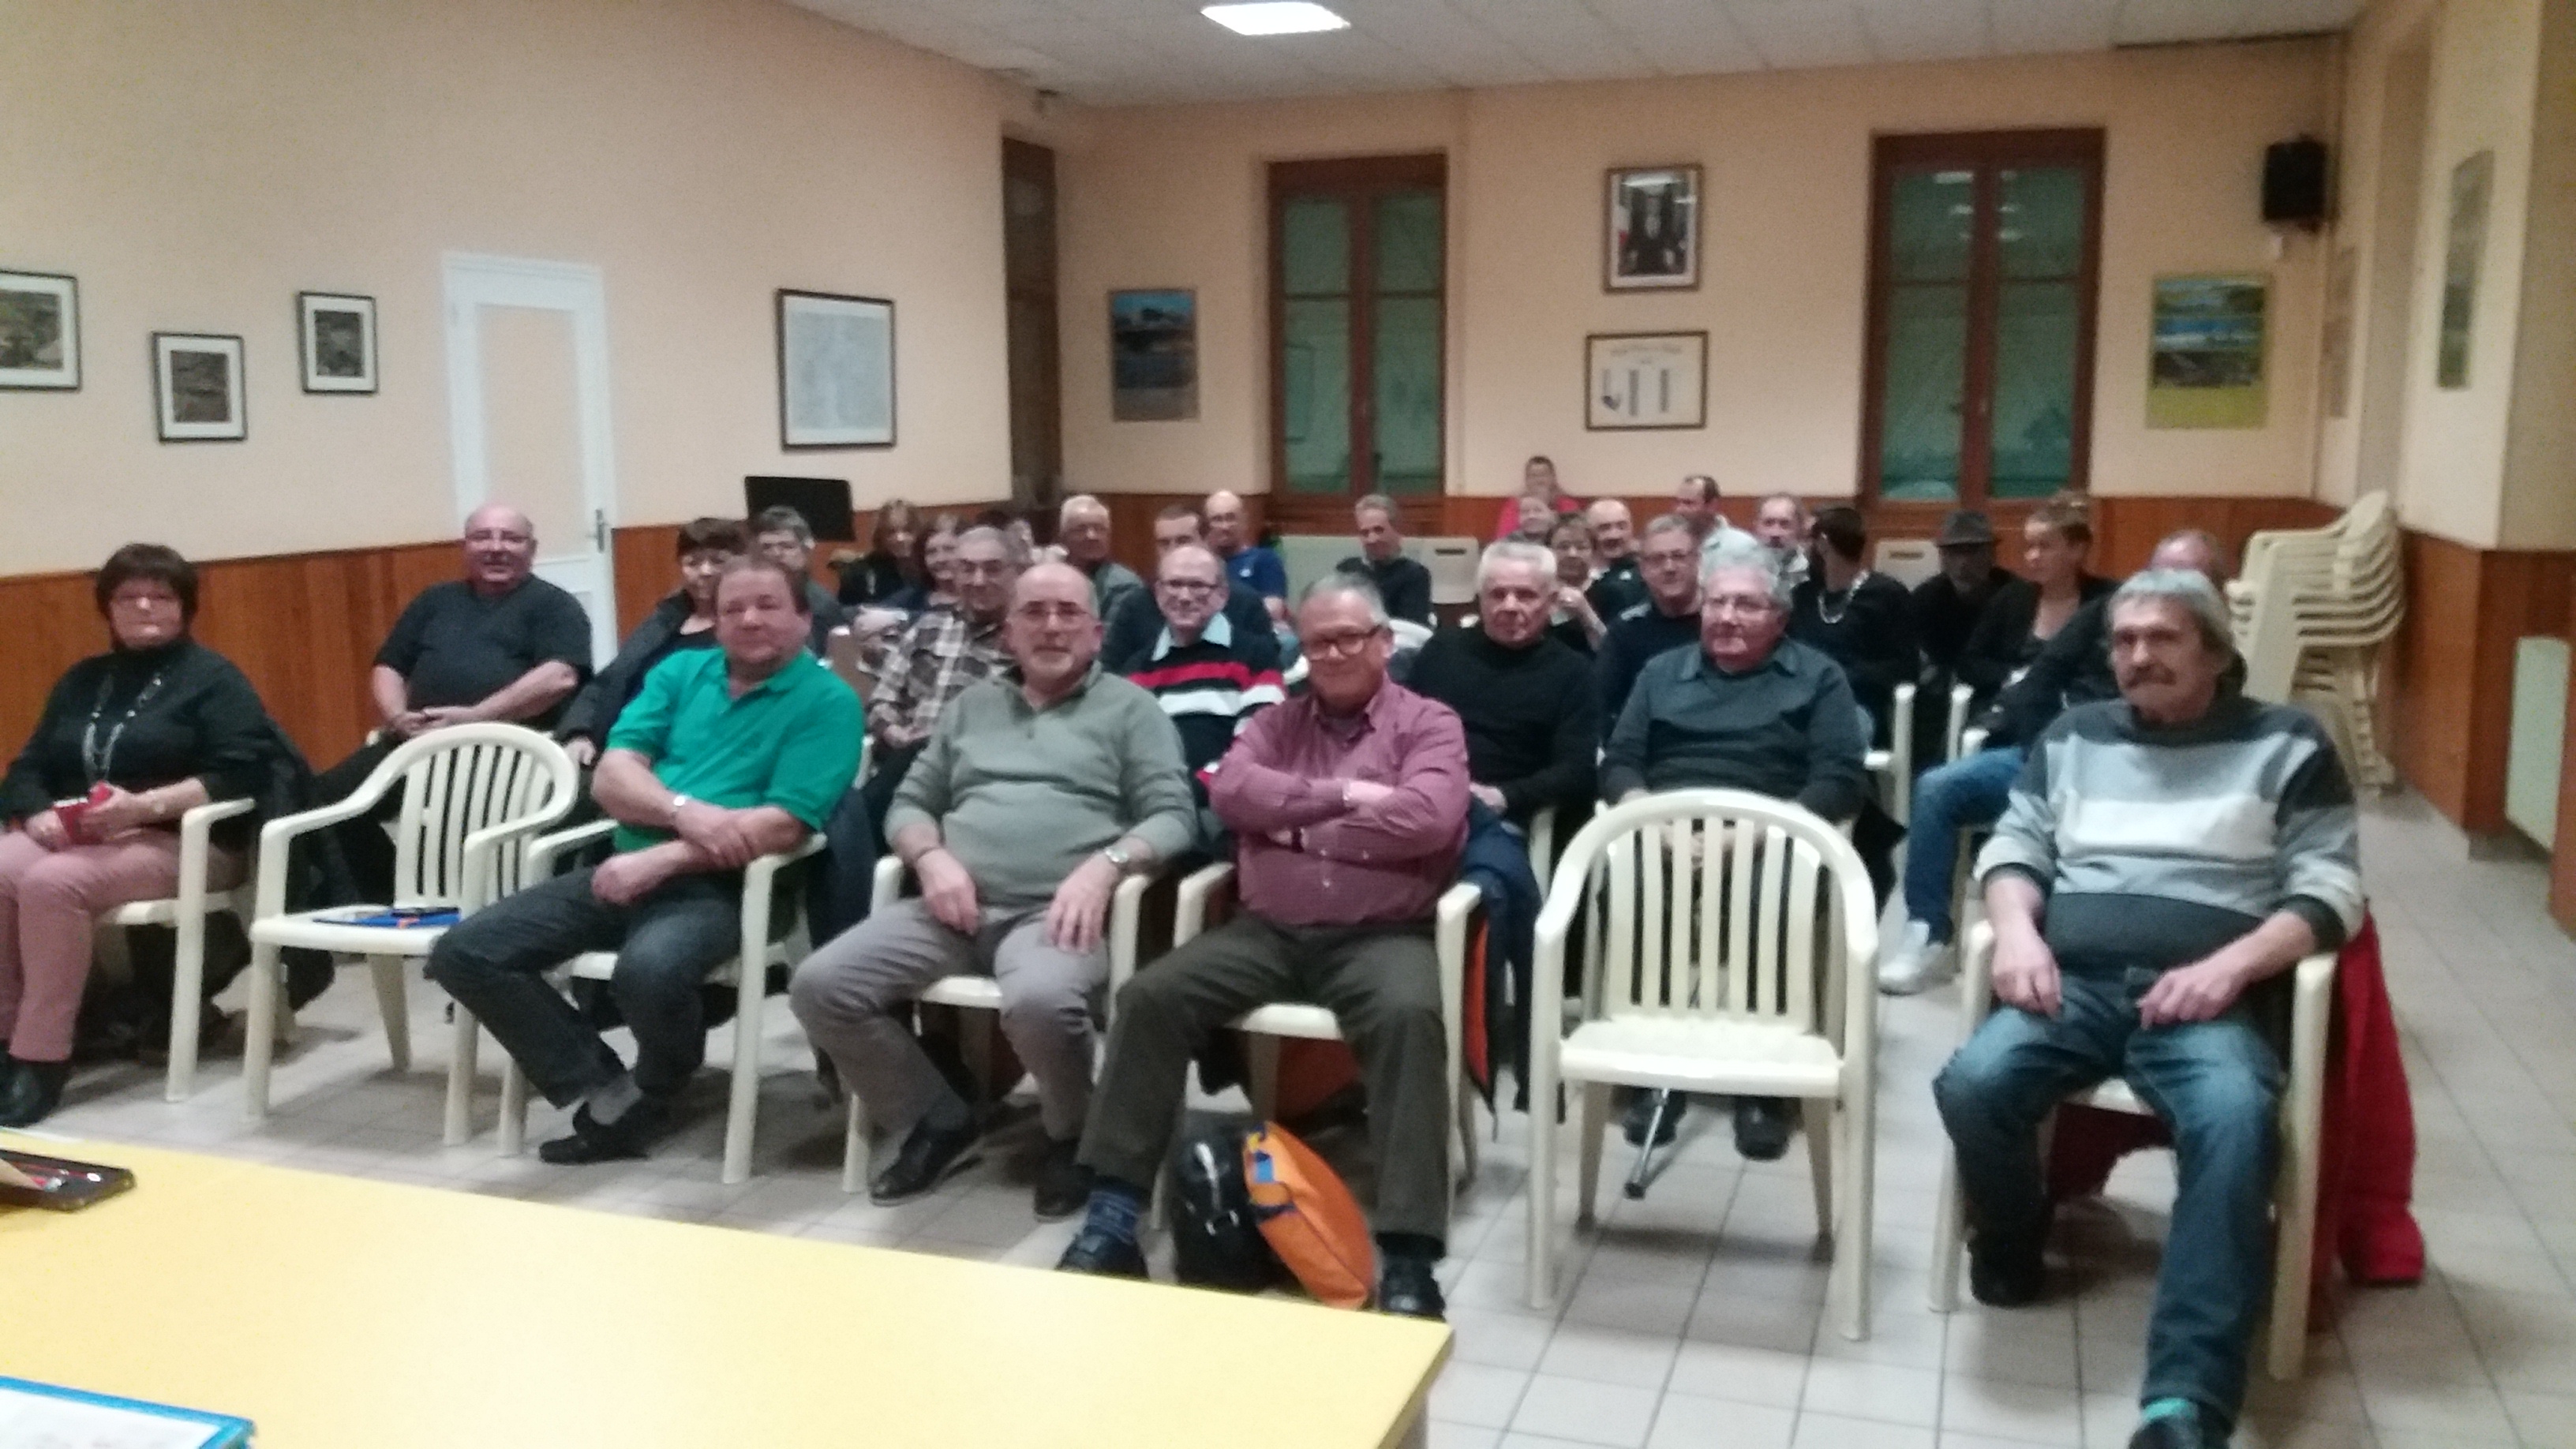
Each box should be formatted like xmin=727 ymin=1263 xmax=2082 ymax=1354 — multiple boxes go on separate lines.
xmin=1406 ymin=542 xmax=1597 ymax=829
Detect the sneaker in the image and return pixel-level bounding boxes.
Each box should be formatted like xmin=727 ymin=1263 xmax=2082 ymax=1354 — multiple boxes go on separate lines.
xmin=1376 ymin=1255 xmax=1447 ymax=1320
xmin=1966 ymin=1230 xmax=2047 ymax=1307
xmin=1877 ymin=919 xmax=1954 ymax=995
xmin=2129 ymin=1402 xmax=2226 ymax=1449
xmin=1622 ymin=1090 xmax=1684 ymax=1147
xmin=869 ymin=1117 xmax=983 ymax=1205
xmin=1032 ymin=1136 xmax=1088 ymax=1221
xmin=1732 ymin=1096 xmax=1794 ymax=1162
xmin=1057 ymin=1227 xmax=1148 ymax=1279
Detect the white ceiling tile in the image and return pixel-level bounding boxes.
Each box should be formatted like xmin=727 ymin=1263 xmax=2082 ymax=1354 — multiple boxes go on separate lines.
xmin=1724 ymin=0 xmax=1874 ymax=69
xmin=1588 ymin=0 xmax=1766 ymax=73
xmin=2111 ymin=0 xmax=2254 ymax=45
xmin=1859 ymin=0 xmax=1991 ymax=61
xmin=1987 ymin=0 xmax=2118 ymax=54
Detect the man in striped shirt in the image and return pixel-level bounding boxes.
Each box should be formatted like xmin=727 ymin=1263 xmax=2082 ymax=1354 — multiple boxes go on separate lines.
xmin=1118 ymin=542 xmax=1284 ymax=842
xmin=1936 ymin=570 xmax=2364 ymax=1449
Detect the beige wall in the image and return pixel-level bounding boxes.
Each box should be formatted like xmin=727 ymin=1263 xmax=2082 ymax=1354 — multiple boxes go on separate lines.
xmin=1058 ymin=43 xmax=2334 ymax=506
xmin=0 ymin=0 xmax=1050 ymax=575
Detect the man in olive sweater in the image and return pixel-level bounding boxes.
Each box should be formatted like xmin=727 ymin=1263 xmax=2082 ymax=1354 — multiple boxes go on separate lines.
xmin=791 ymin=564 xmax=1196 ymax=1219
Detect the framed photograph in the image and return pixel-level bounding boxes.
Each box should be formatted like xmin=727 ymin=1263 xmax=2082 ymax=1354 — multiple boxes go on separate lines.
xmin=152 ymin=332 xmax=246 ymax=442
xmin=1109 ymin=288 xmax=1198 ymax=421
xmin=777 ymin=289 xmax=894 ymax=448
xmin=1604 ymin=165 xmax=1700 ymax=291
xmin=1586 ymin=331 xmax=1707 ymax=430
xmin=298 ymin=291 xmax=376 ymax=394
xmin=2437 ymin=149 xmax=2492 ymax=390
xmin=0 ymin=269 xmax=80 ymax=390
xmin=2147 ymin=274 xmax=2268 ymax=429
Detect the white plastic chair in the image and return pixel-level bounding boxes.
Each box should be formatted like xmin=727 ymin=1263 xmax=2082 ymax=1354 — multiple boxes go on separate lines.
xmin=241 ymin=724 xmax=578 ymax=1128
xmin=839 ymin=853 xmax=1159 ymax=1192
xmin=1927 ymin=922 xmax=2334 ymax=1380
xmin=1525 ymin=788 xmax=1880 ymax=1335
xmin=1944 ymin=681 xmax=1975 ymax=763
xmin=1864 ymin=681 xmax=1916 ymax=824
xmin=107 ymin=796 xmax=258 ymax=1102
xmin=480 ymin=819 xmax=826 ymax=1184
xmin=1168 ymin=861 xmax=1483 ymax=1194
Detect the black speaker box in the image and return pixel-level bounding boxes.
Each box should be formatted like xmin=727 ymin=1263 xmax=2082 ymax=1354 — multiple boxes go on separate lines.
xmin=744 ymin=475 xmax=856 ymax=541
xmin=2264 ymin=139 xmax=2329 ymax=227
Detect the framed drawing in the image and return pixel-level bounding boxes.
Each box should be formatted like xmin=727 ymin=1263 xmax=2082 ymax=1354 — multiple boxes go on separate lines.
xmin=2146 ymin=274 xmax=2267 ymax=429
xmin=152 ymin=332 xmax=246 ymax=442
xmin=298 ymin=291 xmax=376 ymax=394
xmin=0 ymin=269 xmax=80 ymax=390
xmin=1604 ymin=165 xmax=1700 ymax=291
xmin=1109 ymin=288 xmax=1197 ymax=421
xmin=777 ymin=289 xmax=894 ymax=448
xmin=2437 ymin=149 xmax=2492 ymax=390
xmin=1587 ymin=331 xmax=1707 ymax=430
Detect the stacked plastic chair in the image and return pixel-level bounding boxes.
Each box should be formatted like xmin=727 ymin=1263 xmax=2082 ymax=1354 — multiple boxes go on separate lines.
xmin=2229 ymin=492 xmax=2402 ymax=789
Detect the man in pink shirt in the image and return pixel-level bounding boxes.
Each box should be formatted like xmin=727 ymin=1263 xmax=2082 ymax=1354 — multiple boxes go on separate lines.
xmin=1058 ymin=574 xmax=1470 ymax=1320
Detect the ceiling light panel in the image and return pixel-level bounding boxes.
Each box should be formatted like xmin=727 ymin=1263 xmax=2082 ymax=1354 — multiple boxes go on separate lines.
xmin=1203 ymin=2 xmax=1351 ymax=36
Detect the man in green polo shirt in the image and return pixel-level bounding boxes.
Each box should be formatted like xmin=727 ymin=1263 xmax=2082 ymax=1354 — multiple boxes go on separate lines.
xmin=429 ymin=559 xmax=860 ymax=1164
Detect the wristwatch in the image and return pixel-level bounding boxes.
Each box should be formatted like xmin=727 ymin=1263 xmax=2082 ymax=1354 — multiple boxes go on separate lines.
xmin=667 ymin=793 xmax=694 ymax=826
xmin=1100 ymin=843 xmax=1135 ymax=872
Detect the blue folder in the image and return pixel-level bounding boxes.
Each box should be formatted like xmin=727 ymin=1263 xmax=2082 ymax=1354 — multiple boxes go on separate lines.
xmin=0 ymin=1376 xmax=254 ymax=1446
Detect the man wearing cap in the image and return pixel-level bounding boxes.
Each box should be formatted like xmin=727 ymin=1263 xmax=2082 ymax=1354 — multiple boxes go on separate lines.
xmin=1908 ymin=511 xmax=2014 ymax=766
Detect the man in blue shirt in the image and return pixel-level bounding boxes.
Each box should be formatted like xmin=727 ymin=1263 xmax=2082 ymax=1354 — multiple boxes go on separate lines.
xmin=428 ymin=559 xmax=861 ymax=1165
xmin=1205 ymin=489 xmax=1286 ymax=621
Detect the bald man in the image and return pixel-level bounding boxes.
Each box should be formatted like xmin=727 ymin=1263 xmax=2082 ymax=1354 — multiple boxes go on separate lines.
xmin=1058 ymin=494 xmax=1145 ymax=621
xmin=1203 ymin=489 xmax=1287 ymax=618
xmin=315 ymin=503 xmax=595 ymax=900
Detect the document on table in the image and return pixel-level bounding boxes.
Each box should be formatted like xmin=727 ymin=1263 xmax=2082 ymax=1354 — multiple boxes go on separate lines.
xmin=0 ymin=1380 xmax=251 ymax=1448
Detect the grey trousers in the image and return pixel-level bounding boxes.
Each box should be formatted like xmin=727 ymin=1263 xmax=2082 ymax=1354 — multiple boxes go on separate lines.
xmin=1077 ymin=913 xmax=1451 ymax=1244
xmin=789 ymin=898 xmax=1106 ymax=1141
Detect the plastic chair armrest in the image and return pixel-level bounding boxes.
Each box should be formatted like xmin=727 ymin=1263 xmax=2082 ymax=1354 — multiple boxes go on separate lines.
xmin=871 ymin=854 xmax=908 ymax=912
xmin=1174 ymin=862 xmax=1236 ymax=946
xmin=525 ymin=818 xmax=618 ymax=879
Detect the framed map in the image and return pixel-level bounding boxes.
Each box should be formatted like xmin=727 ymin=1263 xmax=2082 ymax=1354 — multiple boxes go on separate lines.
xmin=777 ymin=289 xmax=894 ymax=448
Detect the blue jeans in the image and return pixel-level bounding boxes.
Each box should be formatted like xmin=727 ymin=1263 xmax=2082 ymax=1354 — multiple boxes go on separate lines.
xmin=1902 ymin=747 xmax=2024 ymax=941
xmin=1934 ymin=969 xmax=2282 ymax=1422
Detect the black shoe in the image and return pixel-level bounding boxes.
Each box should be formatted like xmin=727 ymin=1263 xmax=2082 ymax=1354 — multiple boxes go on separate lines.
xmin=1057 ymin=1227 xmax=1148 ymax=1279
xmin=1966 ymin=1230 xmax=2048 ymax=1308
xmin=2129 ymin=1403 xmax=2227 ymax=1449
xmin=1732 ymin=1096 xmax=1793 ymax=1162
xmin=537 ymin=1099 xmax=665 ymax=1165
xmin=870 ymin=1117 xmax=982 ymax=1205
xmin=0 ymin=1056 xmax=70 ymax=1129
xmin=1623 ymin=1090 xmax=1683 ymax=1147
xmin=1376 ymin=1255 xmax=1447 ymax=1320
xmin=1033 ymin=1136 xmax=1088 ymax=1221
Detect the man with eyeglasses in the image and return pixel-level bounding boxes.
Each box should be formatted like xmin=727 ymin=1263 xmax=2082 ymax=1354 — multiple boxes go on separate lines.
xmin=1061 ymin=573 xmax=1469 ymax=1322
xmin=1593 ymin=514 xmax=1707 ymax=728
xmin=793 ymin=563 xmax=1196 ymax=1220
xmin=1056 ymin=493 xmax=1145 ymax=623
xmin=1119 ymin=543 xmax=1283 ymax=846
xmin=316 ymin=502 xmax=593 ymax=901
xmin=1100 ymin=505 xmax=1274 ymax=673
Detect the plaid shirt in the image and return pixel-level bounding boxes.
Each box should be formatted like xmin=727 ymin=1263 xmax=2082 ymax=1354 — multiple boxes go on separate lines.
xmin=868 ymin=605 xmax=1009 ymax=743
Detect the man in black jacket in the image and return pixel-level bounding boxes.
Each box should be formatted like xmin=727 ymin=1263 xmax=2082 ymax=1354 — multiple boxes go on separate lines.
xmin=1408 ymin=542 xmax=1597 ymax=829
xmin=1337 ymin=493 xmax=1434 ymax=627
xmin=560 ymin=518 xmax=747 ymax=766
xmin=1595 ymin=515 xmax=1705 ymax=728
xmin=1102 ymin=505 xmax=1272 ymax=673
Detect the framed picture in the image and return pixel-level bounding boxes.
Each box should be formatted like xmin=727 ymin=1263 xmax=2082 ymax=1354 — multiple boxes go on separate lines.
xmin=1109 ymin=288 xmax=1198 ymax=421
xmin=0 ymin=269 xmax=80 ymax=390
xmin=2147 ymin=274 xmax=2268 ymax=429
xmin=1604 ymin=165 xmax=1700 ymax=291
xmin=298 ymin=291 xmax=376 ymax=394
xmin=1586 ymin=331 xmax=1707 ymax=430
xmin=2437 ymin=149 xmax=2492 ymax=390
xmin=152 ymin=332 xmax=246 ymax=442
xmin=777 ymin=289 xmax=894 ymax=448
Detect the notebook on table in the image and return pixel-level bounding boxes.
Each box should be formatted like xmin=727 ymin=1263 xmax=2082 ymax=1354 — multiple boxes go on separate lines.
xmin=0 ymin=1376 xmax=253 ymax=1447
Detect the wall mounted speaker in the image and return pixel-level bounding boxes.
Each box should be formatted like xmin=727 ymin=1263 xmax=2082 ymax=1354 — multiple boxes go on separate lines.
xmin=2264 ymin=138 xmax=2329 ymax=227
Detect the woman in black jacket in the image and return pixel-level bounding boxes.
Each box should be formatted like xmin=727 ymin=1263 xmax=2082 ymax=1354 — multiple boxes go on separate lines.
xmin=1788 ymin=506 xmax=1917 ymax=747
xmin=833 ymin=499 xmax=923 ymax=608
xmin=0 ymin=545 xmax=279 ymax=1125
xmin=1956 ymin=496 xmax=2114 ymax=711
xmin=558 ymin=517 xmax=747 ymax=767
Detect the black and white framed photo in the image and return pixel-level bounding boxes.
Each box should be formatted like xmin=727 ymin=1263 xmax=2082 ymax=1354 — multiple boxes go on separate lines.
xmin=1586 ymin=331 xmax=1708 ymax=430
xmin=1605 ymin=165 xmax=1701 ymax=291
xmin=152 ymin=332 xmax=245 ymax=442
xmin=0 ymin=269 xmax=80 ymax=390
xmin=777 ymin=289 xmax=895 ymax=449
xmin=298 ymin=291 xmax=376 ymax=394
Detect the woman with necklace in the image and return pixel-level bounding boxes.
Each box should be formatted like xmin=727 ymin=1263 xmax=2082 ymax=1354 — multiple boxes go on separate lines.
xmin=0 ymin=544 xmax=277 ymax=1126
xmin=1787 ymin=504 xmax=1917 ymax=747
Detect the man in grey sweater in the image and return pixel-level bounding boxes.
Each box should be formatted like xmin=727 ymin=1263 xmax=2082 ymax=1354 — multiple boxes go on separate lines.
xmin=791 ymin=563 xmax=1196 ymax=1219
xmin=1934 ymin=570 xmax=2364 ymax=1449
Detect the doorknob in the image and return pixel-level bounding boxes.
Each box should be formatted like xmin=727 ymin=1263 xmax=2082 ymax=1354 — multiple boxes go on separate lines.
xmin=593 ymin=508 xmax=608 ymax=552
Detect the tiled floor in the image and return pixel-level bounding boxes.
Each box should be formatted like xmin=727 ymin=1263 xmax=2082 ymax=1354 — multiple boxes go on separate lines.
xmin=30 ymin=794 xmax=2576 ymax=1449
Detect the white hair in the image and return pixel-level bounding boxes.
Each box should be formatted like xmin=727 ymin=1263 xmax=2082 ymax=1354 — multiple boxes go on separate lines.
xmin=2111 ymin=569 xmax=2236 ymax=658
xmin=1476 ymin=540 xmax=1556 ymax=590
xmin=1299 ymin=571 xmax=1390 ymax=627
xmin=1700 ymin=536 xmax=1792 ymax=607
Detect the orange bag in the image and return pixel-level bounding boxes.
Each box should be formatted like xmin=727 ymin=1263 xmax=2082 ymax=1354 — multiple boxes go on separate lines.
xmin=1243 ymin=1122 xmax=1376 ymax=1310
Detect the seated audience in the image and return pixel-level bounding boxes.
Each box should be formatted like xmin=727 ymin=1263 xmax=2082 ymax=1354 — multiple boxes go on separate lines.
xmin=316 ymin=504 xmax=590 ymax=903
xmin=1788 ymin=505 xmax=1916 ymax=746
xmin=1601 ymin=536 xmax=1869 ymax=1162
xmin=1102 ymin=505 xmax=1272 ymax=672
xmin=1955 ymin=496 xmax=2113 ymax=710
xmin=1753 ymin=492 xmax=1811 ymax=590
xmin=1907 ymin=509 xmax=2014 ymax=769
xmin=1880 ymin=530 xmax=2226 ymax=994
xmin=833 ymin=498 xmax=922 ymax=608
xmin=1492 ymin=454 xmax=1575 ymax=541
xmin=1057 ymin=494 xmax=1144 ymax=623
xmin=1121 ymin=543 xmax=1285 ymax=830
xmin=1204 ymin=490 xmax=1286 ymax=619
xmin=1675 ymin=474 xmax=1757 ymax=568
xmin=1595 ymin=515 xmax=1705 ymax=726
xmin=0 ymin=545 xmax=279 ymax=1127
xmin=1934 ymin=567 xmax=2361 ymax=1449
xmin=753 ymin=504 xmax=855 ymax=654
xmin=1585 ymin=499 xmax=1646 ymax=618
xmin=792 ymin=564 xmax=1195 ymax=1218
xmin=1338 ymin=492 xmax=1434 ymax=626
xmin=1058 ymin=574 xmax=1467 ymax=1321
xmin=1511 ymin=486 xmax=1561 ymax=543
xmin=559 ymin=517 xmax=746 ymax=767
xmin=426 ymin=560 xmax=859 ymax=1163
xmin=1409 ymin=542 xmax=1598 ymax=829
xmin=868 ymin=526 xmax=1021 ymax=763
xmin=915 ymin=514 xmax=964 ymax=612
xmin=1544 ymin=512 xmax=1608 ymax=652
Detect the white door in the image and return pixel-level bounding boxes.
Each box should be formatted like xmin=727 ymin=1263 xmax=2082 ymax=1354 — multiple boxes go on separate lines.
xmin=443 ymin=253 xmax=620 ymax=666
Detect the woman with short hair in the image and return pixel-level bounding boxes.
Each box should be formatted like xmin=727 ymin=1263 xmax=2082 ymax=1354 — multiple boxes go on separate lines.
xmin=1787 ymin=504 xmax=1918 ymax=746
xmin=559 ymin=517 xmax=748 ymax=768
xmin=0 ymin=544 xmax=277 ymax=1125
xmin=1544 ymin=511 xmax=1607 ymax=652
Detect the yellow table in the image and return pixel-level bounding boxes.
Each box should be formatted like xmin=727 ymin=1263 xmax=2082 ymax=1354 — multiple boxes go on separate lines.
xmin=1 ymin=1135 xmax=1448 ymax=1448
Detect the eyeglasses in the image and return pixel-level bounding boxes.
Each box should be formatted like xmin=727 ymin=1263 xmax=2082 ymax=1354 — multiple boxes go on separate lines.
xmin=1303 ymin=627 xmax=1386 ymax=659
xmin=1156 ymin=578 xmax=1221 ymax=596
